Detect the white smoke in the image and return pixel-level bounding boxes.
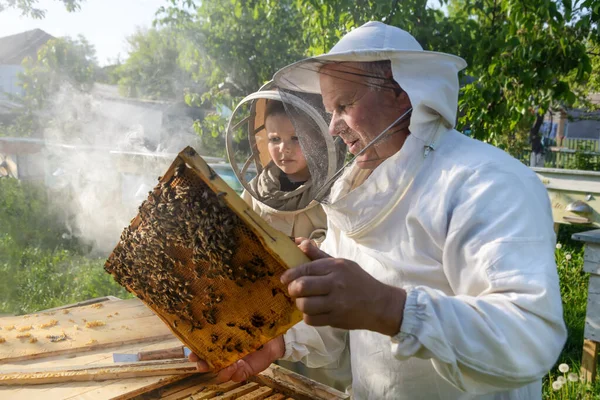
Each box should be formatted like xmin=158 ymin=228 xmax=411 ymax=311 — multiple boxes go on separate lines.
xmin=40 ymin=83 xmax=204 ymax=255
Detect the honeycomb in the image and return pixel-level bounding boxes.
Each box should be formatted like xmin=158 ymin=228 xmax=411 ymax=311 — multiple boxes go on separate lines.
xmin=105 ymin=147 xmax=306 ymax=369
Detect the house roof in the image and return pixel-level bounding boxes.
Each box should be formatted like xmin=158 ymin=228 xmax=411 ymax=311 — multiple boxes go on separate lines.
xmin=0 ymin=29 xmax=54 ymax=65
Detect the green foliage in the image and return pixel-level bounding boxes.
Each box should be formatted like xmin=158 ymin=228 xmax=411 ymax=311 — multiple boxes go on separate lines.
xmin=450 ymin=0 xmax=596 ymax=151
xmin=540 ymin=225 xmax=600 ymax=398
xmin=153 ymin=0 xmax=600 ymax=161
xmin=115 ymin=27 xmax=198 ymax=101
xmin=0 ymin=178 xmax=130 ymax=315
xmin=155 ymin=0 xmax=310 ymax=152
xmin=564 ymin=141 xmax=600 ymax=171
xmin=5 ymin=35 xmax=98 ymax=137
xmin=0 ymin=0 xmax=82 ymax=19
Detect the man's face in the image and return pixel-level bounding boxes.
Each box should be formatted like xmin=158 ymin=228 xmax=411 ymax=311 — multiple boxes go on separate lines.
xmin=320 ymin=63 xmax=411 ymax=170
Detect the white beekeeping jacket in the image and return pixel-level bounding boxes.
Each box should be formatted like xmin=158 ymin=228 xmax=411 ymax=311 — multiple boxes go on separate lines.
xmin=274 ymin=21 xmax=567 ymax=399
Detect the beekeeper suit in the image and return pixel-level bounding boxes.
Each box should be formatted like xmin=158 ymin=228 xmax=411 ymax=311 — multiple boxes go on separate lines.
xmin=268 ymin=21 xmax=567 ymax=399
xmin=226 ymin=86 xmax=351 ymax=390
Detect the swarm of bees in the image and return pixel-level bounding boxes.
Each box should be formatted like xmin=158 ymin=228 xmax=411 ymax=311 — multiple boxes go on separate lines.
xmin=104 ymin=150 xmax=301 ymax=369
xmin=105 ymin=161 xmax=278 ymax=330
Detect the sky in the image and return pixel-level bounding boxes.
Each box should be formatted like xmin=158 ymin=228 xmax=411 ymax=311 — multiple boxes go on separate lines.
xmin=0 ymin=0 xmax=444 ymax=67
xmin=0 ymin=0 xmax=166 ymax=66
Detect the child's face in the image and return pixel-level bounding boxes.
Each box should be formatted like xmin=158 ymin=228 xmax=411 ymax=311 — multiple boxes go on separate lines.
xmin=265 ymin=113 xmax=310 ymax=181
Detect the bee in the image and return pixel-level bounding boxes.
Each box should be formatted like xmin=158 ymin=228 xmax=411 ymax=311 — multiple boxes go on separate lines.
xmin=250 ymin=313 xmax=265 ymax=328
xmin=234 ymin=342 xmax=244 ymax=353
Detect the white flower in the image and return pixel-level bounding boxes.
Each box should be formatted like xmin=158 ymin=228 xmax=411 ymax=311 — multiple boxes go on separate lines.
xmin=556 ymin=243 xmax=562 ymax=249
xmin=552 ymin=381 xmax=563 ymax=391
xmin=559 ymin=363 xmax=570 ymax=373
xmin=557 ymin=376 xmax=567 ymax=384
xmin=565 ymin=254 xmax=572 ymax=260
xmin=567 ymin=373 xmax=579 ymax=382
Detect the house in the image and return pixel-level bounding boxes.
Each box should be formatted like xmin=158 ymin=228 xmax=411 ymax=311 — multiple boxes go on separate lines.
xmin=542 ymin=94 xmax=600 ymax=145
xmin=0 ymin=29 xmax=54 ymax=105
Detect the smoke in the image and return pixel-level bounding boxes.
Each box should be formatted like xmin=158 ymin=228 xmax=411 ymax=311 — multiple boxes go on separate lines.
xmin=40 ymin=83 xmax=204 ymax=255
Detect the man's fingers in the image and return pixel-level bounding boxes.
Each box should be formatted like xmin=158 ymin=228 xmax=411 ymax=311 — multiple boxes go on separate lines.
xmin=294 ymin=237 xmax=309 ymax=245
xmin=230 ymin=359 xmax=253 ymax=382
xmin=216 ymin=363 xmax=238 ymax=382
xmin=296 ymin=238 xmax=331 ymax=261
xmin=188 ymin=352 xmax=212 ymax=373
xmin=287 ymin=276 xmax=332 ymax=298
xmin=295 ymin=296 xmax=333 ymax=315
xmin=281 ymin=259 xmax=334 ymax=285
xmin=303 ymin=312 xmax=333 ymax=327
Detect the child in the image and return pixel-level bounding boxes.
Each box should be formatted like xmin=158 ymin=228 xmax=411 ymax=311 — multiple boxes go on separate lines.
xmin=241 ymin=98 xmax=328 ymax=243
xmin=230 ymin=89 xmax=351 ymax=392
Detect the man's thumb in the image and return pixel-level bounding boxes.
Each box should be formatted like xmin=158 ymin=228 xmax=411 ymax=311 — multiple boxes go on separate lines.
xmin=295 ymin=238 xmax=330 ymax=261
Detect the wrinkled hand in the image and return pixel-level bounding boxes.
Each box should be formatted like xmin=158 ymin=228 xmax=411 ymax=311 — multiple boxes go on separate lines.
xmin=189 ymin=335 xmax=284 ymax=382
xmin=282 ymin=238 xmax=407 ymax=336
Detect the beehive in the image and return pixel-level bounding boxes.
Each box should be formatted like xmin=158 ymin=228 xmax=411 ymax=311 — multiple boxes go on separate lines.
xmin=104 ymin=147 xmax=307 ymax=369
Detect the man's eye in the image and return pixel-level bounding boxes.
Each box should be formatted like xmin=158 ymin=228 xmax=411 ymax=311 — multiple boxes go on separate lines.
xmin=269 ymin=137 xmax=281 ymax=143
xmin=337 ymin=104 xmax=347 ymax=113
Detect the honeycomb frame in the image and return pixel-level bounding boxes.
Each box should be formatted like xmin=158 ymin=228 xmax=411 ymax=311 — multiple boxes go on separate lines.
xmin=105 ymin=147 xmax=307 ymax=369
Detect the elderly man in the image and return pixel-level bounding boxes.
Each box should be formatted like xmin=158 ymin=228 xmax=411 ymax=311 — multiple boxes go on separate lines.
xmin=192 ymin=21 xmax=566 ymax=399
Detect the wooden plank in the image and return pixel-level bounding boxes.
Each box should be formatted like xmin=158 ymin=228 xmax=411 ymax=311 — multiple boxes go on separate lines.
xmin=74 ymin=375 xmax=189 ymax=400
xmin=148 ymin=375 xmax=208 ymax=400
xmin=583 ymin=260 xmax=600 ymax=275
xmin=236 ymin=386 xmax=273 ymax=400
xmin=584 ymin=245 xmax=600 ymax=264
xmin=159 ymin=379 xmax=212 ymax=400
xmin=107 ymin=375 xmax=190 ymax=400
xmin=581 ymin=339 xmax=599 ymax=383
xmin=0 ymin=360 xmax=206 ymax=386
xmin=263 ymin=395 xmax=285 ymax=400
xmin=0 ymin=338 xmax=185 ymax=399
xmin=584 ymin=276 xmax=600 ymax=342
xmin=0 ymin=298 xmax=174 ymax=363
xmin=190 ymin=382 xmax=243 ymax=399
xmin=212 ymin=382 xmax=260 ymax=400
xmin=535 ymin=169 xmax=600 ymax=194
xmin=573 ymin=230 xmax=600 ymax=244
xmin=252 ymin=364 xmax=349 ymax=400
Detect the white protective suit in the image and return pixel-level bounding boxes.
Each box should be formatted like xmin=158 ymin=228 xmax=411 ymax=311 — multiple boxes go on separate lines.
xmin=273 ymin=21 xmax=567 ymax=399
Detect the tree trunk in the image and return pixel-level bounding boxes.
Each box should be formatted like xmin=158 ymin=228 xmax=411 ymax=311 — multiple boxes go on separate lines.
xmin=529 ymin=113 xmax=545 ymax=167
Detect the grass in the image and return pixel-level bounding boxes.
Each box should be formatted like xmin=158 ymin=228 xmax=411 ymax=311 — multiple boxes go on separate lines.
xmin=0 ymin=178 xmax=131 ymax=315
xmin=542 ymin=225 xmax=600 ymax=399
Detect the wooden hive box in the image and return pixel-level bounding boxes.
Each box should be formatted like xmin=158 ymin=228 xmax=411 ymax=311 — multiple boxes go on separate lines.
xmin=104 ymin=147 xmax=307 ymax=370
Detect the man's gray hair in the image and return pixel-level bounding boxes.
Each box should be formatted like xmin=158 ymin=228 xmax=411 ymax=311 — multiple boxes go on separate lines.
xmin=358 ymin=60 xmax=401 ymax=94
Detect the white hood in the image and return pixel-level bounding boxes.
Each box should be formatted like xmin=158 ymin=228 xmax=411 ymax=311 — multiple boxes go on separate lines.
xmin=273 ymin=21 xmax=468 ymax=140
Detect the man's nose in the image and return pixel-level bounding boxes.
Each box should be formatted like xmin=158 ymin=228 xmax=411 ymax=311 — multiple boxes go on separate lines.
xmin=329 ymin=113 xmax=344 ymax=136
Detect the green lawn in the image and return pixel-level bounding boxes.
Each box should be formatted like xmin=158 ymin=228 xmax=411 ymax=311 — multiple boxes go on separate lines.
xmin=543 ymin=226 xmax=600 ymax=399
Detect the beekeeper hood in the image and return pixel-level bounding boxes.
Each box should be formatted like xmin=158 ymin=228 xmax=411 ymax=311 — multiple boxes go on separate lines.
xmin=272 ymin=21 xmax=467 ymax=203
xmin=226 ymin=81 xmax=346 ymax=211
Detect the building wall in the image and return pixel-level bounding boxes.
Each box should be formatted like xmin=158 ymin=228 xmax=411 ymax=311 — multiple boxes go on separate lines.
xmin=0 ymin=65 xmax=24 ymax=98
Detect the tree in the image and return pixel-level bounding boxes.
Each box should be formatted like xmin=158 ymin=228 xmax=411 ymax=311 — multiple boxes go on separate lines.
xmin=155 ymin=0 xmax=310 ymax=156
xmin=447 ymin=0 xmax=598 ymax=165
xmin=5 ymin=35 xmax=97 ymax=137
xmin=115 ymin=27 xmax=198 ymax=101
xmin=157 ymin=0 xmax=600 ymax=165
xmin=0 ymin=0 xmax=83 ymax=18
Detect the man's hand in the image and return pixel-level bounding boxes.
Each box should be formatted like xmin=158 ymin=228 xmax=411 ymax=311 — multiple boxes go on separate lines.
xmin=189 ymin=336 xmax=284 ymax=382
xmin=283 ymin=239 xmax=407 ymax=336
